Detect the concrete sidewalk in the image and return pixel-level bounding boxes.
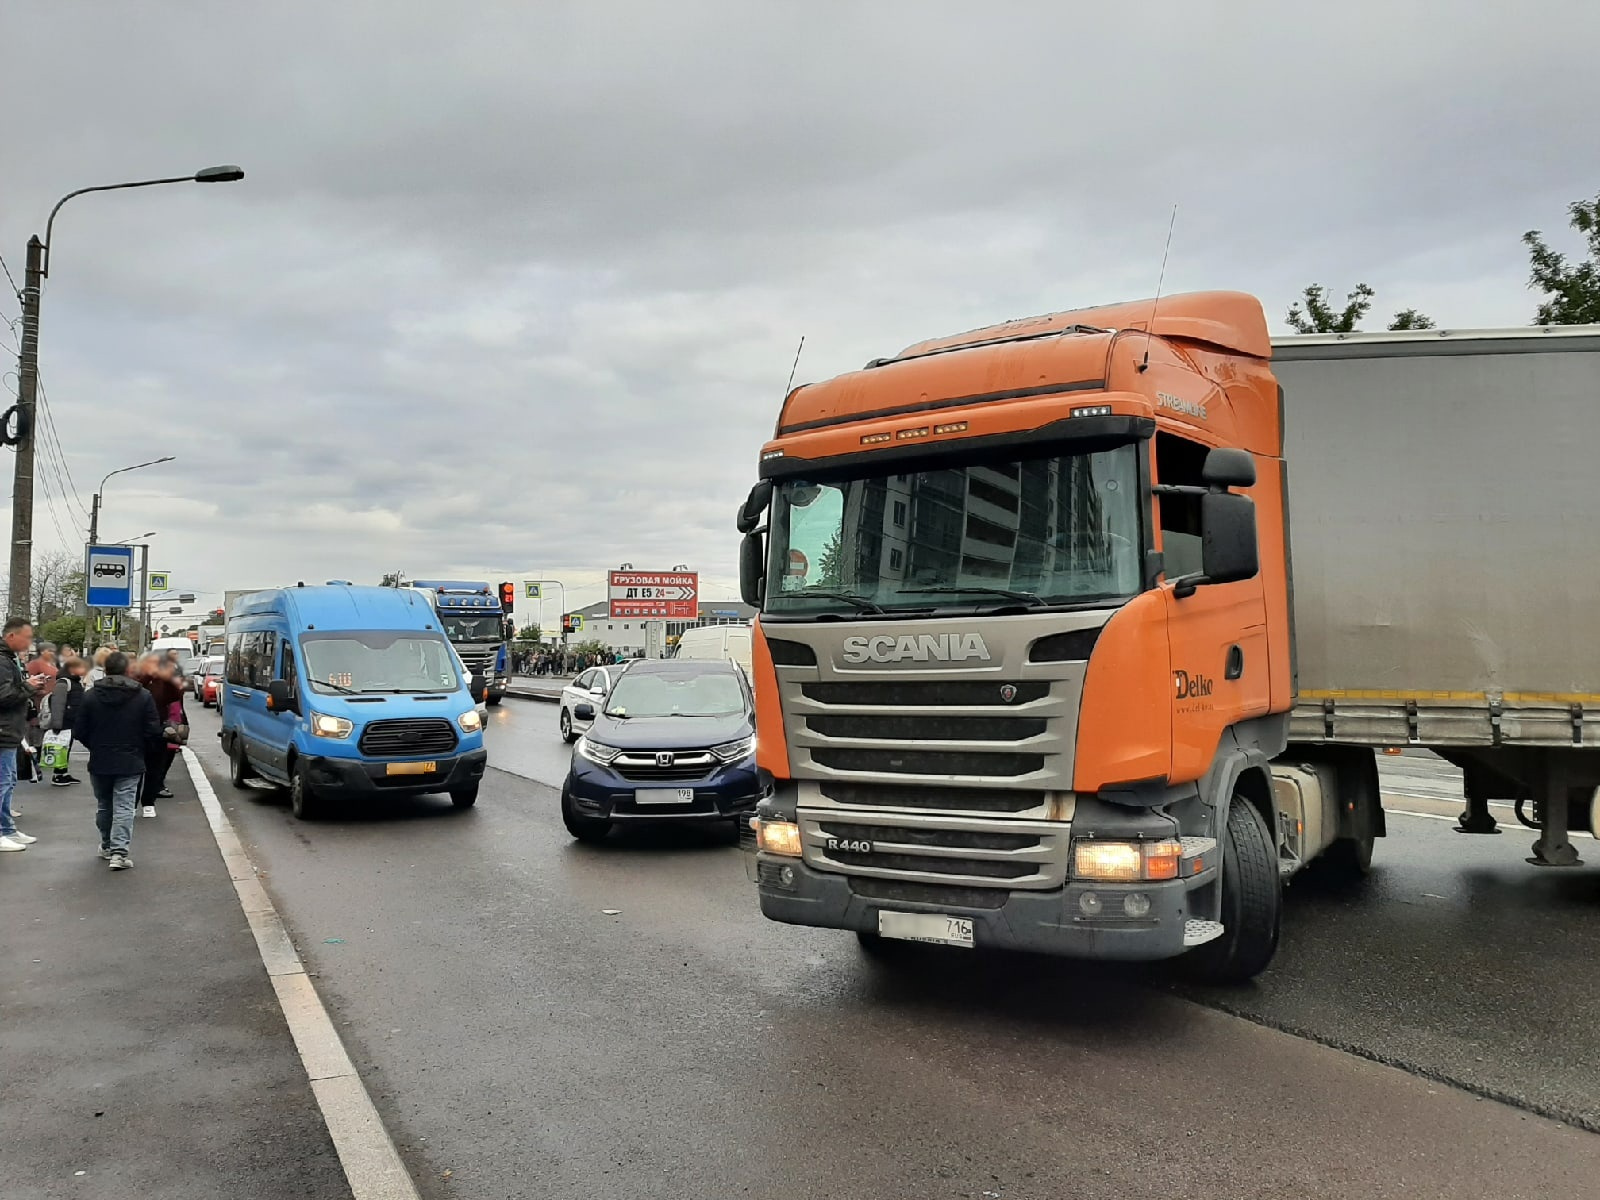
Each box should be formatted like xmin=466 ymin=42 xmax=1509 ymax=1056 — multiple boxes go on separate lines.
xmin=0 ymin=762 xmax=350 ymax=1199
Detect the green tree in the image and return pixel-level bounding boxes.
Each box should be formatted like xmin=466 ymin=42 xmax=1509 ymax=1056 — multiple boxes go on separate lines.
xmin=516 ymin=623 xmax=542 ymax=642
xmin=1387 ymin=308 xmax=1436 ymax=331
xmin=1524 ymin=192 xmax=1600 ymax=324
xmin=1286 ymin=283 xmax=1374 ymax=334
xmin=1287 ymin=283 xmax=1434 ymax=334
xmin=816 ymin=530 xmax=844 ymax=586
xmin=40 ymin=614 xmax=87 ymax=650
xmin=31 ymin=550 xmax=84 ymax=624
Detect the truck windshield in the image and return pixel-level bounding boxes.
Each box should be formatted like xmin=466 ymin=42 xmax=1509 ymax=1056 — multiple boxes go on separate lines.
xmin=439 ymin=614 xmax=503 ymax=642
xmin=300 ymin=631 xmax=463 ymax=695
xmin=765 ymin=445 xmax=1143 ymax=615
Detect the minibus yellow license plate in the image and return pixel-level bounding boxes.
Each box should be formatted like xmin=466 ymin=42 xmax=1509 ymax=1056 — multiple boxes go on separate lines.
xmin=386 ymin=761 xmax=436 ymax=776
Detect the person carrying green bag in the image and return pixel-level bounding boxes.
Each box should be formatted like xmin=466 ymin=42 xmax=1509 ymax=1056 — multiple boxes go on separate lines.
xmin=46 ymin=656 xmax=87 ymax=787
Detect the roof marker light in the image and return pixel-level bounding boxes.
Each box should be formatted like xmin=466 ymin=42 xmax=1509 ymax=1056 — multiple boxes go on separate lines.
xmin=895 ymin=426 xmax=930 ymax=440
xmin=933 ymin=421 xmax=968 ymax=434
xmin=860 ymin=432 xmax=893 ymax=445
xmin=1072 ymin=404 xmax=1114 ymax=417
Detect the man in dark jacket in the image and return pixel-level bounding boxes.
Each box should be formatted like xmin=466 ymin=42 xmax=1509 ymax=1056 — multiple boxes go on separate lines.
xmin=72 ymin=651 xmax=162 ymax=870
xmin=0 ymin=617 xmax=50 ymax=852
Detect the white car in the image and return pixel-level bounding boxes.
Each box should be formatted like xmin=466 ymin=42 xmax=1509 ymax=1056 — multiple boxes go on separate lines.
xmin=191 ymin=655 xmax=224 ymax=698
xmin=558 ymin=664 xmax=629 ymax=743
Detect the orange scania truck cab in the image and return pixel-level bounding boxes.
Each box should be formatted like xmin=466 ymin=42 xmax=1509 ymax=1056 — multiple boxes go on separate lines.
xmin=735 ymin=291 xmax=1382 ymax=983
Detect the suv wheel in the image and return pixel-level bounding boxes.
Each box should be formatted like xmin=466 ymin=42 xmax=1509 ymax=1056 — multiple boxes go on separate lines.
xmin=559 ymin=708 xmax=576 ymax=743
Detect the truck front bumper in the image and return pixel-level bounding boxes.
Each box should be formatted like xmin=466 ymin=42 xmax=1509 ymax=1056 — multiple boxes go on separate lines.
xmin=755 ymin=856 xmax=1205 ymax=962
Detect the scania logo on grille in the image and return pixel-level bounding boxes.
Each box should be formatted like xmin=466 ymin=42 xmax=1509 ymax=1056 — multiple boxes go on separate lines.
xmin=999 ymin=684 xmax=1018 ymax=704
xmin=840 ymin=632 xmax=993 ymax=665
xmin=656 ymin=752 xmax=674 ymax=767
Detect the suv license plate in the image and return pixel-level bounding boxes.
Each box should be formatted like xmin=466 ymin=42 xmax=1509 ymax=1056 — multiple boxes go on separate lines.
xmin=635 ymin=788 xmax=695 ymax=805
xmin=878 ymin=911 xmax=975 ymax=948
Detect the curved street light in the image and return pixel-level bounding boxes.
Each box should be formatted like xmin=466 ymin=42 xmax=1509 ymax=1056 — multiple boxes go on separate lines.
xmin=8 ymin=165 xmax=242 ymax=618
xmin=90 ymin=456 xmax=176 ymax=547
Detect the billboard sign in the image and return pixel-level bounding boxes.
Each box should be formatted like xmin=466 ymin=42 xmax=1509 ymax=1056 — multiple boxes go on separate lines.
xmin=608 ymin=570 xmax=698 ymax=620
xmin=85 ymin=545 xmax=136 ymax=609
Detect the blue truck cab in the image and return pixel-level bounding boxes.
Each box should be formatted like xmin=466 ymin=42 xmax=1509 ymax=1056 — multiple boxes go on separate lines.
xmin=405 ymin=580 xmax=512 ymax=705
xmin=219 ymin=584 xmax=489 ymax=819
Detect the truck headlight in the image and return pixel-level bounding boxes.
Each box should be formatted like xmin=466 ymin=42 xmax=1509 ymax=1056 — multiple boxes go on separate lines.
xmin=576 ymin=736 xmax=621 ymax=765
xmin=1073 ymin=838 xmax=1182 ymax=882
xmin=457 ymin=710 xmax=482 ymax=732
xmin=711 ymin=736 xmax=755 ymax=763
xmin=755 ymin=818 xmax=802 ymax=857
xmin=310 ymin=712 xmax=353 ymax=739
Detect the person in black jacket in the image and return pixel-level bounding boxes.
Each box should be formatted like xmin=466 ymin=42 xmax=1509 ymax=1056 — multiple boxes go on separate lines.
xmin=72 ymin=651 xmax=162 ymax=870
xmin=47 ymin=655 xmax=87 ymax=787
xmin=0 ymin=617 xmax=51 ymax=852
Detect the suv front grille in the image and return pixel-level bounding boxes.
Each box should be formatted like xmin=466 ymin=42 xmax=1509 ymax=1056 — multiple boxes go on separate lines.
xmin=358 ymin=718 xmax=459 ymax=757
xmin=610 ymin=751 xmax=716 ymax=783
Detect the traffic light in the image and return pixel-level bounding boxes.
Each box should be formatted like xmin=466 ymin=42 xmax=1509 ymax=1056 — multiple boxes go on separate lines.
xmin=562 ymin=613 xmax=576 ymax=635
xmin=499 ymin=581 xmax=516 ymax=613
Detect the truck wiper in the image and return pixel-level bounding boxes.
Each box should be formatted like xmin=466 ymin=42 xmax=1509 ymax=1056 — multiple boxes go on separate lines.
xmin=786 ymin=588 xmax=884 ymax=614
xmin=895 ymin=585 xmax=1045 ymax=607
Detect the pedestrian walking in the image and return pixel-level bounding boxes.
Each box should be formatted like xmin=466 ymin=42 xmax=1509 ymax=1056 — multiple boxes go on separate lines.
xmin=72 ymin=651 xmax=161 ymax=870
xmin=136 ymin=657 xmax=184 ymax=816
xmin=47 ymin=656 xmax=87 ymax=787
xmin=0 ymin=617 xmax=51 ymax=852
xmin=87 ymin=646 xmax=112 ymax=687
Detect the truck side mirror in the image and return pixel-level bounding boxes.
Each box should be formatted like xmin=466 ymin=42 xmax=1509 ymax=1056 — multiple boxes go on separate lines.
xmin=1200 ymin=492 xmax=1259 ymax=585
xmin=736 ymin=481 xmax=772 ymax=534
xmin=739 ymin=531 xmax=766 ymax=608
xmin=1201 ymin=447 xmax=1256 ymax=488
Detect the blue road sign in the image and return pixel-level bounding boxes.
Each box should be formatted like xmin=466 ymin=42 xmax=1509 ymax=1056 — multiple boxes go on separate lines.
xmin=85 ymin=545 xmax=136 ymax=608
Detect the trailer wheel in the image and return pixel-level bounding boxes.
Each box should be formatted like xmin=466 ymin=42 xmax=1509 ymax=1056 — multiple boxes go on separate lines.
xmin=1181 ymin=798 xmax=1281 ymax=985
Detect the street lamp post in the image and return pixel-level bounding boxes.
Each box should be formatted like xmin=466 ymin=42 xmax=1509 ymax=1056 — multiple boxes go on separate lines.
xmin=88 ymin=458 xmax=175 ymax=547
xmin=7 ymin=165 xmax=243 ymax=619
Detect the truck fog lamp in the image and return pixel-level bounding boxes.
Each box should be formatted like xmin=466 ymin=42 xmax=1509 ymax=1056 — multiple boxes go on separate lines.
xmin=1078 ymin=891 xmax=1103 ymax=916
xmin=1123 ymin=892 xmax=1152 ymax=918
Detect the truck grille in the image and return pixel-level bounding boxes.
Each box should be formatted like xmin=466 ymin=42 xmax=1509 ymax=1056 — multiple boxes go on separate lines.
xmin=611 ymin=751 xmax=716 ymax=783
xmin=819 ymin=782 xmax=1047 ymax=815
xmin=799 ymin=808 xmax=1069 ymax=890
xmin=457 ymin=648 xmax=498 ymax=673
xmin=358 ymin=718 xmax=459 ymax=757
xmin=812 ymin=748 xmax=1045 ymax=777
xmin=793 ymin=678 xmax=1057 ymax=784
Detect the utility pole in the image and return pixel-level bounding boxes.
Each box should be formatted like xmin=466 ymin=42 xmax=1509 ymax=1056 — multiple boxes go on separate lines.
xmin=139 ymin=543 xmax=150 ymax=652
xmin=8 ymin=236 xmax=42 ymax=620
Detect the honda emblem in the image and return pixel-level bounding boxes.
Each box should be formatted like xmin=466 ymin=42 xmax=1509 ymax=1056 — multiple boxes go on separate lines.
xmin=656 ymin=752 xmax=675 ymax=767
xmin=999 ymin=684 xmax=1018 ymax=704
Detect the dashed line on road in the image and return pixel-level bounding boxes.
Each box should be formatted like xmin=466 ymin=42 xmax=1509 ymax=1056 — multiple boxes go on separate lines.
xmin=182 ymin=749 xmax=423 ymax=1200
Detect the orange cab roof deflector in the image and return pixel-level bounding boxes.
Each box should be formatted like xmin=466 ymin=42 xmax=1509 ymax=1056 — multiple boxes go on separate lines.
xmin=895 ymin=290 xmax=1272 ymax=362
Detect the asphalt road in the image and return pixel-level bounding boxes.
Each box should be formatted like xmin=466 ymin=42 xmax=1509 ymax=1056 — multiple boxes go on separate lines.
xmin=188 ymin=703 xmax=1600 ymax=1198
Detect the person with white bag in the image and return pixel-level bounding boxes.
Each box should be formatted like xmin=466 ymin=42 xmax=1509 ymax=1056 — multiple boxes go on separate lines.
xmin=46 ymin=656 xmax=87 ymax=787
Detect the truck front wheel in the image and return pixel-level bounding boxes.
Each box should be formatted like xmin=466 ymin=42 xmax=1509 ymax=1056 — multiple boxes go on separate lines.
xmin=1181 ymin=798 xmax=1281 ymax=985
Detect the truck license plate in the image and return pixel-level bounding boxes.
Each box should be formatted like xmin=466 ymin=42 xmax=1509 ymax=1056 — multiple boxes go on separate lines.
xmin=385 ymin=761 xmax=436 ymax=776
xmin=878 ymin=911 xmax=975 ymax=948
xmin=635 ymin=788 xmax=695 ymax=805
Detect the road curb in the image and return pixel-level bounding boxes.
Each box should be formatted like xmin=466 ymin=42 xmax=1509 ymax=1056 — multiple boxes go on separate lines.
xmin=504 ymin=688 xmax=559 ymax=704
xmin=181 ymin=749 xmax=423 ymax=1200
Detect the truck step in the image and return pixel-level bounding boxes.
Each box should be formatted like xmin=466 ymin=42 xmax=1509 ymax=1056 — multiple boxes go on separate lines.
xmin=1183 ymin=919 xmax=1224 ymax=947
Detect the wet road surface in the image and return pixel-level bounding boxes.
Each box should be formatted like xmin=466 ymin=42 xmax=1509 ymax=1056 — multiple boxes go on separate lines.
xmin=188 ymin=705 xmax=1600 ymax=1197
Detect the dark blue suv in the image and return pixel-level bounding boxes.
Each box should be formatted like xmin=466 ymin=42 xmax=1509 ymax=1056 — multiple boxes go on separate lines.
xmin=560 ymin=660 xmax=760 ymax=842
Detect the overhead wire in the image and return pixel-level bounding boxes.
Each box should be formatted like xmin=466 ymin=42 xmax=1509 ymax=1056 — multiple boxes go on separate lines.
xmin=0 ymin=252 xmax=19 ymax=308
xmin=34 ymin=378 xmax=90 ymax=525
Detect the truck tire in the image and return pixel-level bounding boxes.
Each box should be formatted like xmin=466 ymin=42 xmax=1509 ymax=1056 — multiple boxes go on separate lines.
xmin=561 ymin=786 xmax=610 ymax=843
xmin=289 ymin=764 xmax=321 ymax=821
xmin=559 ymin=708 xmax=577 ymax=743
xmin=1181 ymin=798 xmax=1281 ymax=985
xmin=230 ymin=739 xmax=255 ymax=790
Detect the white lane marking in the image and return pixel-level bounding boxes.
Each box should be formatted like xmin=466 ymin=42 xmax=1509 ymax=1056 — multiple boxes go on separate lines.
xmin=182 ymin=748 xmax=422 ymax=1200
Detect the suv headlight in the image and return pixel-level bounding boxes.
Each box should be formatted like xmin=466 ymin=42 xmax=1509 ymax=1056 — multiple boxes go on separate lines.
xmin=458 ymin=709 xmax=482 ymax=732
xmin=310 ymin=712 xmax=353 ymax=739
xmin=576 ymin=736 xmax=621 ymax=765
xmin=710 ymin=736 xmax=755 ymax=763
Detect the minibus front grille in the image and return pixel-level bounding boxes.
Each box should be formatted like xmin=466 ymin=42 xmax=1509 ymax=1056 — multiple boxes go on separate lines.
xmin=358 ymin=718 xmax=459 ymax=757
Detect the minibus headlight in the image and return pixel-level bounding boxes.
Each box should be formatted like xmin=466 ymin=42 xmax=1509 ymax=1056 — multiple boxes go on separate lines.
xmin=310 ymin=712 xmax=353 ymax=739
xmin=458 ymin=709 xmax=483 ymax=733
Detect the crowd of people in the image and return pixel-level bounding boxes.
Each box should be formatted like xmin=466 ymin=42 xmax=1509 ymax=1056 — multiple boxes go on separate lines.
xmin=514 ymin=646 xmax=637 ymax=676
xmin=0 ymin=619 xmax=192 ymax=870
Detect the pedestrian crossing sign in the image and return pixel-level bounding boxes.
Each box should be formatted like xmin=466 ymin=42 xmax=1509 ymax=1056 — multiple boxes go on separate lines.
xmin=149 ymin=571 xmax=171 ymax=591
xmin=525 ymin=582 xmax=541 ymax=599
xmin=96 ymin=613 xmax=119 ymax=634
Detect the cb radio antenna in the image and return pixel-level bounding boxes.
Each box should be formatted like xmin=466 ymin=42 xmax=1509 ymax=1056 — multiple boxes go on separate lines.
xmin=784 ymin=335 xmax=806 ymax=397
xmin=1139 ymin=204 xmax=1178 ymax=373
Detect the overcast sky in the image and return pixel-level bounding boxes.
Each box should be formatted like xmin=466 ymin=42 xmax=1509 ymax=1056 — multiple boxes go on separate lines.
xmin=4 ymin=2 xmax=1595 ymax=622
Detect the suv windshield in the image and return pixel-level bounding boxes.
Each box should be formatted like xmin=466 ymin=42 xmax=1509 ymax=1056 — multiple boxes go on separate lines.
xmin=605 ymin=671 xmax=747 ymax=718
xmin=765 ymin=445 xmax=1143 ymax=615
xmin=300 ymin=631 xmax=463 ymax=695
xmin=439 ymin=614 xmax=503 ymax=642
